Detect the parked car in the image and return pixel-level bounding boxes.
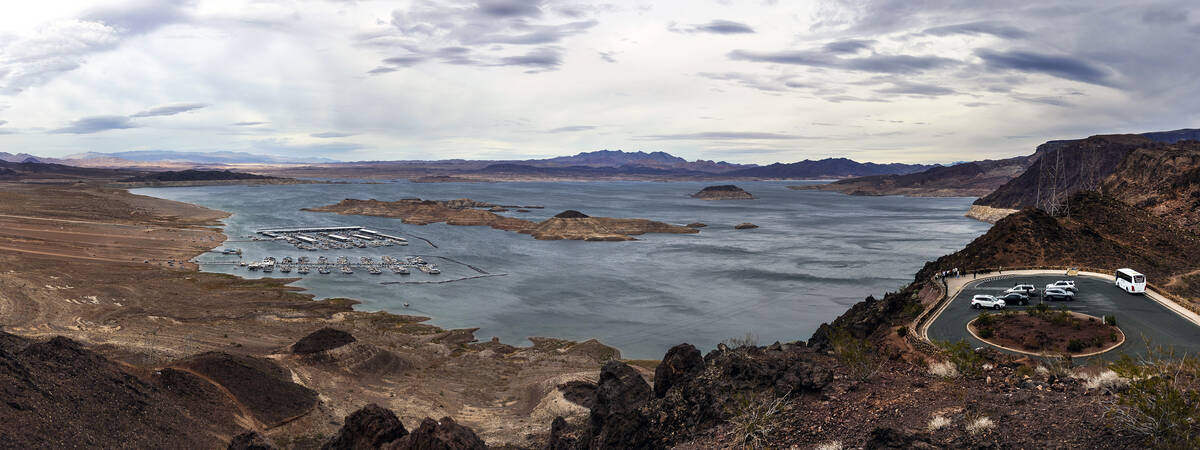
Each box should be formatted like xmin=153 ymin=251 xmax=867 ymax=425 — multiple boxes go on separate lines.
xmin=1044 ymin=288 xmax=1075 ymax=301
xmin=971 ymin=295 xmax=1007 ymax=310
xmin=1045 ymin=280 xmax=1078 ymax=292
xmin=1005 ymin=284 xmax=1038 ymax=296
xmin=999 ymin=292 xmax=1030 ymax=306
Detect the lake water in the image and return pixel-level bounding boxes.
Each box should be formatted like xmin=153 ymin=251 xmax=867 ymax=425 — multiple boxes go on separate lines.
xmin=135 ymin=181 xmax=990 ymax=359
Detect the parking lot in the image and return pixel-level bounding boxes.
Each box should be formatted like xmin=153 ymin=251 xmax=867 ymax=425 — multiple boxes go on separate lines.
xmin=926 ymin=274 xmax=1200 ymax=360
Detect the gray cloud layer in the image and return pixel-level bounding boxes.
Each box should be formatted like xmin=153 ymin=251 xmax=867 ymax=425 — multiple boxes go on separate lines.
xmin=50 ymin=115 xmax=137 ymax=134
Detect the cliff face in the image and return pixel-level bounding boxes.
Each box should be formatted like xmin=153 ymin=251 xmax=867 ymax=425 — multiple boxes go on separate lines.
xmin=1101 ymin=140 xmax=1200 ymax=232
xmin=974 ymin=135 xmax=1150 ymax=209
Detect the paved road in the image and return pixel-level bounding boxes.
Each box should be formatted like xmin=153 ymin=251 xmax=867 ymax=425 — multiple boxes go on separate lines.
xmin=927 ymin=275 xmax=1200 ymax=361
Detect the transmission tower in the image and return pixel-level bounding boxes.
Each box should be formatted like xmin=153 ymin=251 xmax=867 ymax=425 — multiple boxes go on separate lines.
xmin=1036 ymin=148 xmax=1069 ymax=217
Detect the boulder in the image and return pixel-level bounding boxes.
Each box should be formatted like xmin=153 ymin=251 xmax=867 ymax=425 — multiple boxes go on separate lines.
xmin=386 ymin=417 xmax=486 ymax=450
xmin=545 ymin=416 xmax=576 ymax=450
xmin=685 ymin=223 xmax=707 ymax=228
xmin=228 ymin=431 xmax=277 ymax=450
xmin=585 ymin=361 xmax=654 ymax=449
xmin=323 ymin=404 xmax=408 ymax=450
xmin=734 ymin=223 xmax=758 ymax=230
xmin=653 ymin=344 xmax=703 ymax=398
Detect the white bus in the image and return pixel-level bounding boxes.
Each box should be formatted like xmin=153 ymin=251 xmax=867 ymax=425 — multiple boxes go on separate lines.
xmin=1115 ymin=268 xmax=1146 ymax=294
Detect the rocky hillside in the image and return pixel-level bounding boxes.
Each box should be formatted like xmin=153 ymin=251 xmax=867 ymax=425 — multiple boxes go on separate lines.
xmin=973 ymin=134 xmax=1149 ymax=210
xmin=1101 ymin=140 xmax=1200 ymax=232
xmin=691 ymin=184 xmax=755 ymax=200
xmin=796 ymin=155 xmax=1032 ymax=197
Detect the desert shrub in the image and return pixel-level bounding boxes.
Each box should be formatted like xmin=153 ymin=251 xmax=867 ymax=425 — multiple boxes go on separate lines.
xmin=1108 ymin=349 xmax=1200 ymax=448
xmin=727 ymin=390 xmax=790 ymax=450
xmin=1041 ymin=355 xmax=1074 ymax=379
xmin=928 ymin=415 xmax=951 ymax=431
xmin=978 ymin=327 xmax=995 ymax=339
xmin=975 ymin=312 xmax=995 ymax=327
xmin=896 ymin=326 xmax=908 ymax=337
xmin=965 ymin=416 xmax=995 ymax=435
xmin=902 ymin=302 xmax=925 ymax=318
xmin=830 ymin=328 xmax=880 ymax=381
xmin=1105 ymin=315 xmax=1118 ymax=326
xmin=722 ymin=332 xmax=759 ymax=348
xmin=1111 ymin=332 xmax=1120 ymax=343
xmin=1068 ymin=340 xmax=1086 ymax=353
xmin=1015 ymin=365 xmax=1035 ymax=378
xmin=1028 ymin=302 xmax=1051 ymax=318
xmin=936 ymin=339 xmax=983 ymax=377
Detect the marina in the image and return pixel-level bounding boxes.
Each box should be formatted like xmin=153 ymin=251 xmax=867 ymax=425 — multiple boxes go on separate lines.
xmin=252 ymin=225 xmax=409 ymax=251
xmin=225 ymin=253 xmax=441 ymax=277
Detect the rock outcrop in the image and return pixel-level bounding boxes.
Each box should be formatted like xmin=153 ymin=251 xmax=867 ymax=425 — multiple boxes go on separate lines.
xmin=228 ymin=431 xmax=278 ymax=450
xmin=171 ymin=352 xmax=319 ymax=427
xmin=964 ymin=204 xmax=1018 ymax=223
xmin=652 ymin=343 xmax=704 ymax=398
xmin=323 ymin=404 xmax=409 ymax=450
xmin=292 ymin=327 xmax=357 ymax=354
xmin=528 ymin=212 xmax=699 ymax=241
xmin=321 ymin=405 xmax=486 ymax=450
xmin=734 ymin=223 xmax=758 ymax=229
xmin=584 ymin=361 xmax=655 ymax=449
xmin=691 ymin=185 xmax=755 ymax=200
xmin=795 ymin=155 xmax=1033 ymax=198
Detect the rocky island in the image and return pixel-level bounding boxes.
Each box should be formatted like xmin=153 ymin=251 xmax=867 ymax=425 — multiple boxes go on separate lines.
xmin=304 ymin=198 xmax=698 ymax=241
xmin=691 ymin=184 xmax=755 ymax=200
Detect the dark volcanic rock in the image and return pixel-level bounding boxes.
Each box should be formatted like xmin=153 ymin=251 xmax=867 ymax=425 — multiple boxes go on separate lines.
xmin=173 ymin=352 xmax=319 ymax=427
xmin=734 ymin=222 xmax=758 ymax=229
xmin=229 ymin=431 xmax=278 ymax=450
xmin=653 ymin=343 xmax=703 ymax=398
xmin=863 ymin=427 xmax=935 ymax=449
xmin=554 ymin=210 xmax=590 ymax=219
xmin=292 ymin=327 xmax=357 ymax=354
xmin=586 ymin=361 xmax=655 ymax=449
xmin=545 ymin=416 xmax=577 ymax=450
xmin=387 ymin=416 xmax=486 ymax=450
xmin=685 ymin=222 xmax=706 ymax=228
xmin=323 ymin=404 xmax=409 ymax=450
xmin=558 ymin=380 xmax=597 ymax=409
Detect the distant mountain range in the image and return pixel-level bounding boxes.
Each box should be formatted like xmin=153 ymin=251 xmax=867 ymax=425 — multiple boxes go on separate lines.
xmin=63 ymin=151 xmax=340 ymax=164
xmin=0 ymin=152 xmax=42 ymax=163
xmin=721 ymin=158 xmax=934 ymax=179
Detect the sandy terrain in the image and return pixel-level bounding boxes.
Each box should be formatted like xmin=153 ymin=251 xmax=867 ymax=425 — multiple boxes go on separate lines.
xmin=0 ymin=181 xmax=613 ymax=447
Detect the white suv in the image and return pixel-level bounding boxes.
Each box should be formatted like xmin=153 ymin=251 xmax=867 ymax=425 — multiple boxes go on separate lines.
xmin=971 ymin=295 xmax=1007 ymax=310
xmin=1045 ymin=280 xmax=1077 ymax=292
xmin=1005 ymin=284 xmax=1038 ymax=296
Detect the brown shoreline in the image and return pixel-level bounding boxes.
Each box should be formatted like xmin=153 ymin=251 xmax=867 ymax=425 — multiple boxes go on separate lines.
xmin=0 ymin=180 xmax=620 ymax=447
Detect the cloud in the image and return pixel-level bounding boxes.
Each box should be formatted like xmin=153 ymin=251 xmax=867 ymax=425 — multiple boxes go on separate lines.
xmin=1142 ymin=7 xmax=1188 ymax=25
xmin=252 ymin=138 xmax=366 ymax=155
xmin=232 ymin=121 xmax=268 ymax=126
xmin=671 ymin=20 xmax=756 ymax=34
xmin=367 ymin=66 xmax=399 ymax=75
xmin=82 ymin=0 xmax=192 ymax=35
xmin=975 ymin=49 xmax=1113 ymax=86
xmin=598 ymin=51 xmax=617 ymax=63
xmin=0 ymin=120 xmax=6 ymax=126
xmin=496 ymin=47 xmax=561 ymax=69
xmin=638 ymin=131 xmax=811 ymax=140
xmin=311 ymin=131 xmax=356 ymax=138
xmin=546 ymin=125 xmax=596 ymax=133
xmin=698 ymin=72 xmax=810 ymax=92
xmin=477 ymin=0 xmax=545 ymax=18
xmin=130 ymin=103 xmax=207 ymax=118
xmin=729 ymin=49 xmax=959 ymax=74
xmin=0 ymin=20 xmax=121 ymax=95
xmin=875 ymin=81 xmax=958 ymax=96
xmin=922 ymin=21 xmax=1030 ymax=39
xmin=50 ymin=115 xmax=137 ymax=134
xmin=823 ymin=39 xmax=875 ymax=54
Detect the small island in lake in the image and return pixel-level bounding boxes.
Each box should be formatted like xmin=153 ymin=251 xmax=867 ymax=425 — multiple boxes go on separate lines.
xmin=304 ymin=199 xmax=698 ymax=241
xmin=691 ymin=185 xmax=755 ymax=200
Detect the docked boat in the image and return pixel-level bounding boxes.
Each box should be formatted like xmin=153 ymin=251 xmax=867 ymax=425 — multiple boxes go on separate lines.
xmin=318 ymin=267 xmax=331 ymax=274
xmin=340 ymin=266 xmax=353 ymax=274
xmin=390 ymin=266 xmax=410 ymax=274
xmin=297 ymin=266 xmax=309 ymax=274
xmin=368 ymin=266 xmax=382 ymax=275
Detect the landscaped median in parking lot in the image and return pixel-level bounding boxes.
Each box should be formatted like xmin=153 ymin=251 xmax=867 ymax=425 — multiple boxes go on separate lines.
xmin=965 ymin=308 xmax=1125 ymax=357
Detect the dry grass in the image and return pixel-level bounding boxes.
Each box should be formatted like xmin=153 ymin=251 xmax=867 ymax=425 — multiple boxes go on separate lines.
xmin=928 ymin=360 xmax=959 ymax=378
xmin=966 ymin=416 xmax=995 ymax=435
xmin=928 ymin=415 xmax=952 ymax=431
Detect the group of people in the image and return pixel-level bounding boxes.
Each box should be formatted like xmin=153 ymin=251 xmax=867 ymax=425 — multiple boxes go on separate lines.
xmin=934 ymin=268 xmax=961 ymax=280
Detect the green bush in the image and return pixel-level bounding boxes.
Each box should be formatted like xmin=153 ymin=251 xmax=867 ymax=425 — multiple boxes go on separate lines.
xmin=1105 ymin=315 xmax=1118 ymax=326
xmin=1108 ymin=349 xmax=1200 ymax=448
xmin=830 ymin=328 xmax=880 ymax=381
xmin=901 ymin=302 xmax=925 ymax=318
xmin=936 ymin=339 xmax=983 ymax=377
xmin=896 ymin=326 xmax=908 ymax=337
xmin=1067 ymin=339 xmax=1085 ymax=353
xmin=975 ymin=312 xmax=995 ymax=327
xmin=978 ymin=327 xmax=995 ymax=339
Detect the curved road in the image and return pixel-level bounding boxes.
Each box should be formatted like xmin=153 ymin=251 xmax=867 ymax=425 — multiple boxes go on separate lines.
xmin=927 ymin=273 xmax=1200 ymax=360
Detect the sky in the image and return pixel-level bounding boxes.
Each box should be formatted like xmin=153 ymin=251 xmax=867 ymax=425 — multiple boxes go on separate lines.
xmin=0 ymin=0 xmax=1198 ymax=164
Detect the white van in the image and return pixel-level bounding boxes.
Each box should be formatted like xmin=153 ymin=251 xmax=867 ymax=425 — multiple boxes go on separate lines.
xmin=1115 ymin=268 xmax=1146 ymax=294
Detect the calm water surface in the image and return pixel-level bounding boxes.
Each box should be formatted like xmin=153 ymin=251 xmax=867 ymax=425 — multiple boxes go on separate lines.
xmin=135 ymin=181 xmax=990 ymax=359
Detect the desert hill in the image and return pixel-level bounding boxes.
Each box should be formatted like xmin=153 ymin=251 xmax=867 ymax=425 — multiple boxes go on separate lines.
xmin=795 ymin=155 xmax=1033 ymax=197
